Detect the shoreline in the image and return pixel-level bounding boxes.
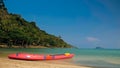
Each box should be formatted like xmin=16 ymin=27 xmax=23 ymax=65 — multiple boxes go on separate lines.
xmin=0 ymin=45 xmax=73 ymax=48
xmin=0 ymin=57 xmax=92 ymax=68
xmin=0 ymin=51 xmax=92 ymax=68
xmin=0 ymin=45 xmax=48 ymax=48
xmin=0 ymin=48 xmax=120 ymax=68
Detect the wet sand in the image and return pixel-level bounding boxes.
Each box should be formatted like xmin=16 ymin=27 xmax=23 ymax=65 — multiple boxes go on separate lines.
xmin=0 ymin=57 xmax=91 ymax=68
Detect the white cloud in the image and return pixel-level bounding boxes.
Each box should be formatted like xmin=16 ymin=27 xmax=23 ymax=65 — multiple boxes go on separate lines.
xmin=86 ymin=37 xmax=100 ymax=42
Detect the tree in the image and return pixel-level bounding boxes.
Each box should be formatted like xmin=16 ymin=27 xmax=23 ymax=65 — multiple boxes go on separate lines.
xmin=0 ymin=7 xmax=72 ymax=48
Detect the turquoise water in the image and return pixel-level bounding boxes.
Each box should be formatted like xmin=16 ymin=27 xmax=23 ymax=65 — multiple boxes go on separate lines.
xmin=0 ymin=48 xmax=120 ymax=68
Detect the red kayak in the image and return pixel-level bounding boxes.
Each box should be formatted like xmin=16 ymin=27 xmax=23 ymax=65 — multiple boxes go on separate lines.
xmin=8 ymin=53 xmax=74 ymax=60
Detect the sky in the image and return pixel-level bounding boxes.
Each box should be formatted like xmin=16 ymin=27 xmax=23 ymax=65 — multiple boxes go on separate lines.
xmin=4 ymin=0 xmax=120 ymax=49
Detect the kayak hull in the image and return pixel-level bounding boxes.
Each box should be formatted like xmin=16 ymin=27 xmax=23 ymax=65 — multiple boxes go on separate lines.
xmin=8 ymin=53 xmax=74 ymax=60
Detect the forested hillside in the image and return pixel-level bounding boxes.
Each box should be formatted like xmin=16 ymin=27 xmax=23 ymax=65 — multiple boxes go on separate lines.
xmin=0 ymin=1 xmax=72 ymax=48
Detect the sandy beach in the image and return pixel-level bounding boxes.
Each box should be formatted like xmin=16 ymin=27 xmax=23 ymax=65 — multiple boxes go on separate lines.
xmin=0 ymin=57 xmax=91 ymax=68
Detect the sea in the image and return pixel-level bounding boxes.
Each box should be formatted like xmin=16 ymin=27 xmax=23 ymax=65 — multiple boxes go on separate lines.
xmin=0 ymin=48 xmax=120 ymax=68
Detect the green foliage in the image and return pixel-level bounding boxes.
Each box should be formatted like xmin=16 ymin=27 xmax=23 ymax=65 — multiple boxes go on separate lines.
xmin=0 ymin=9 xmax=72 ymax=48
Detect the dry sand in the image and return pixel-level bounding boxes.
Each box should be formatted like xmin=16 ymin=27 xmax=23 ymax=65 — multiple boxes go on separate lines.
xmin=0 ymin=57 xmax=91 ymax=68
